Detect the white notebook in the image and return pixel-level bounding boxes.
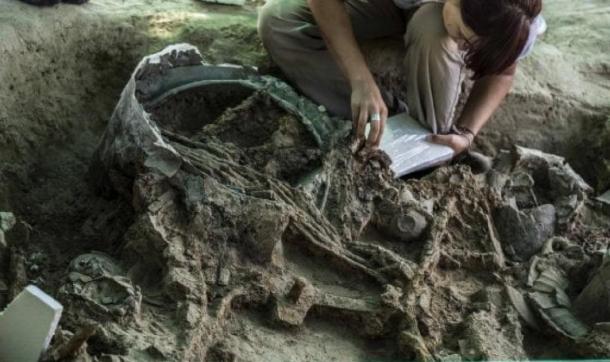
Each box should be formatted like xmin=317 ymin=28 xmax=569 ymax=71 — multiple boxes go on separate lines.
xmin=366 ymin=113 xmax=454 ymax=177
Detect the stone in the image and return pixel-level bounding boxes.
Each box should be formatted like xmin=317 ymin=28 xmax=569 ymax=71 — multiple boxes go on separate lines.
xmin=163 ymin=267 xmax=197 ymax=299
xmin=507 ymin=171 xmax=537 ymax=209
xmin=421 ymin=199 xmax=435 ymax=215
xmin=374 ymin=200 xmax=429 ymax=243
xmin=573 ymin=251 xmax=610 ymax=324
xmin=505 ymin=285 xmax=540 ymax=329
xmin=493 ymin=149 xmax=514 ymax=174
xmin=460 ymin=150 xmax=493 ymax=174
xmin=471 ymin=287 xmax=504 ymax=311
xmin=59 ymin=254 xmax=141 ymax=325
xmin=68 ymin=252 xmax=123 ymax=279
xmin=271 ymin=277 xmax=317 ymax=327
xmin=399 ymin=187 xmax=417 ymax=203
xmin=0 ymin=212 xmax=16 ymax=251
xmin=460 ymin=309 xmax=527 ymax=361
xmin=316 ymin=292 xmax=379 ymax=314
xmin=242 ymin=206 xmax=289 ymax=266
xmin=217 ymin=267 xmax=231 ymax=287
xmin=514 ymin=146 xmax=593 ymax=198
xmin=393 ymin=210 xmax=428 ymax=242
xmin=494 ymin=200 xmax=556 ymax=261
xmin=548 ymin=164 xmax=592 ymax=196
xmin=0 ymin=285 xmax=63 ymax=362
xmin=0 ymin=212 xmax=15 ymax=232
xmin=486 ymin=170 xmax=510 ymax=195
xmin=597 ymin=190 xmax=610 ymax=205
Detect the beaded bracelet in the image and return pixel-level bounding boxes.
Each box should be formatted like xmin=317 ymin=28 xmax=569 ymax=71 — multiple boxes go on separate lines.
xmin=450 ymin=124 xmax=475 ymax=150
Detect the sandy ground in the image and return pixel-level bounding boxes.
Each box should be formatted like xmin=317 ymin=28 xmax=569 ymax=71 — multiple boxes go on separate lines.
xmin=490 ymin=0 xmax=610 ymax=185
xmin=0 ymin=0 xmax=608 ymax=361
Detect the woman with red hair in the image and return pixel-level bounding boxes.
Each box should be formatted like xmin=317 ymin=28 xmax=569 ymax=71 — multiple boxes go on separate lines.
xmin=258 ymin=0 xmax=545 ymax=155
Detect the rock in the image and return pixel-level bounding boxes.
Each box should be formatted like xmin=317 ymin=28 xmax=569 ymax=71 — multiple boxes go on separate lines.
xmin=541 ymin=236 xmax=572 ymax=255
xmin=492 ymin=149 xmax=514 ymax=173
xmin=316 ymin=292 xmax=379 ymax=314
xmin=8 ymin=250 xmax=28 ymax=301
xmin=68 ymin=252 xmax=123 ymax=279
xmin=399 ymin=187 xmax=417 ymax=204
xmin=421 ymin=199 xmax=435 ymax=215
xmin=505 ymin=285 xmax=540 ymax=329
xmin=0 ymin=212 xmax=15 ymax=233
xmin=460 ymin=150 xmax=493 ymax=174
xmin=471 ymin=287 xmax=504 ymax=312
xmin=486 ymin=169 xmax=510 ymax=195
xmin=506 ymin=171 xmax=537 ymax=209
xmin=461 ymin=309 xmax=527 ymax=360
xmin=60 ymin=275 xmax=141 ymax=323
xmin=493 ymin=200 xmax=556 ymax=261
xmin=548 ymin=164 xmax=592 ymax=197
xmin=374 ymin=201 xmax=429 ymax=242
xmin=573 ymin=251 xmax=610 ymax=324
xmin=242 ymin=205 xmax=289 ymax=266
xmin=0 ymin=212 xmax=16 ymax=252
xmin=60 ymin=254 xmax=141 ymax=325
xmin=216 ymin=267 xmax=231 ymax=287
xmin=597 ymin=190 xmax=610 ymax=205
xmin=143 ymin=345 xmax=167 ymax=360
xmin=271 ymin=277 xmax=317 ymax=327
xmin=514 ymin=146 xmax=593 ymax=197
xmin=393 ymin=210 xmax=428 ymax=241
xmin=163 ymin=267 xmax=197 ymax=299
xmin=380 ymin=285 xmax=404 ymax=312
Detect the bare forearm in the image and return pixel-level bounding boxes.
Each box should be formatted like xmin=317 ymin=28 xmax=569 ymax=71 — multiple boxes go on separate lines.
xmin=307 ymin=0 xmax=372 ymax=86
xmin=457 ymin=64 xmax=516 ymax=135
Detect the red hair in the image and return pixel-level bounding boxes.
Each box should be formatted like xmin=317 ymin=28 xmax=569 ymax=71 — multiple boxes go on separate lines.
xmin=461 ymin=0 xmax=542 ymax=79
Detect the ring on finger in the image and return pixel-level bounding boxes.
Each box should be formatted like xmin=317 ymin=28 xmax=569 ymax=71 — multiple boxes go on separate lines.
xmin=370 ymin=112 xmax=381 ymax=123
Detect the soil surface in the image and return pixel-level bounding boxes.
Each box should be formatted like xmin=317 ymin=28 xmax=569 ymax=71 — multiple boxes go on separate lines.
xmin=0 ymin=1 xmax=609 ymax=361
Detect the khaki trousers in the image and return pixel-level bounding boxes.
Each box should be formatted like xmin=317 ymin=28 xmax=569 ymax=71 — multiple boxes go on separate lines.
xmin=258 ymin=0 xmax=466 ymax=134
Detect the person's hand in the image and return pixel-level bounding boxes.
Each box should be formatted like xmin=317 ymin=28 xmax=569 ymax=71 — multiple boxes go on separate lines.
xmin=427 ymin=133 xmax=471 ymax=155
xmin=350 ymin=76 xmax=388 ymax=150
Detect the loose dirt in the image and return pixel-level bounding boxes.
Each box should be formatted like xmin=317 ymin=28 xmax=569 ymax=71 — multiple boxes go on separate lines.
xmin=0 ymin=1 xmax=609 ymax=361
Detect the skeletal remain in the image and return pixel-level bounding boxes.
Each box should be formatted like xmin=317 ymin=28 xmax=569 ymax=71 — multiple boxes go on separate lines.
xmin=84 ymin=44 xmax=610 ymax=360
xmin=59 ymin=253 xmax=141 ymax=325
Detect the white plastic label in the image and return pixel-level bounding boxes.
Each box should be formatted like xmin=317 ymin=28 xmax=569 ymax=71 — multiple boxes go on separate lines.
xmin=0 ymin=285 xmax=63 ymax=362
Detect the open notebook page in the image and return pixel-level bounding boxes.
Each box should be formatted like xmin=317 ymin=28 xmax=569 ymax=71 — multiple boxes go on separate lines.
xmin=365 ymin=112 xmax=454 ymax=177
